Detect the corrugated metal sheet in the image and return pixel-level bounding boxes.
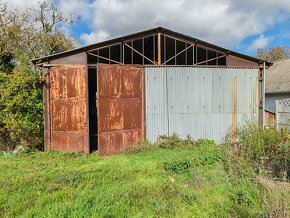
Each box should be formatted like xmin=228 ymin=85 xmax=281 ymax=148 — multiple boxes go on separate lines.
xmin=145 ymin=67 xmax=259 ymax=144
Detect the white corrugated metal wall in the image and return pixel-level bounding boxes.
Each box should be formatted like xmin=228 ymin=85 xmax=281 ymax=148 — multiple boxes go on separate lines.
xmin=145 ymin=67 xmax=259 ymax=144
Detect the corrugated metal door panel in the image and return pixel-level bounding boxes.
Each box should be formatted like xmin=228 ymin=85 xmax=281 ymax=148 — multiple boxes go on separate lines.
xmin=145 ymin=67 xmax=168 ymax=142
xmin=145 ymin=67 xmax=259 ymax=144
xmin=49 ymin=66 xmax=89 ymax=153
xmin=98 ymin=64 xmax=145 ymax=156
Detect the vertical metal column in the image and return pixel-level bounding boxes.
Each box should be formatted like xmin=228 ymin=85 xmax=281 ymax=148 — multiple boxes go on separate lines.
xmin=262 ymin=62 xmax=266 ymax=128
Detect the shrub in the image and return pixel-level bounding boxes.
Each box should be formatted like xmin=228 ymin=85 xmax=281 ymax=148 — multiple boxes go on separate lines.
xmin=125 ymin=140 xmax=155 ymax=154
xmin=230 ymin=120 xmax=289 ymax=181
xmin=163 ymin=158 xmax=192 ymax=173
xmin=0 ymin=56 xmax=44 ymax=151
xmin=126 ymin=133 xmax=197 ymax=154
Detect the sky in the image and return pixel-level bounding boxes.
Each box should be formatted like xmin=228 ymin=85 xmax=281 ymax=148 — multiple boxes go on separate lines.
xmin=4 ymin=0 xmax=290 ymax=56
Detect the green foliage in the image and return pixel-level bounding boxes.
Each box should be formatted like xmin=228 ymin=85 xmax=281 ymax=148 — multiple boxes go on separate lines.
xmin=0 ymin=1 xmax=79 ymax=151
xmin=126 ymin=133 xmax=210 ymax=154
xmin=164 ymin=158 xmax=192 ymax=173
xmin=0 ymin=1 xmax=78 ymax=60
xmin=0 ymin=53 xmax=14 ymax=73
xmin=256 ymin=46 xmax=290 ymax=62
xmin=231 ymin=121 xmax=289 ymax=181
xmin=0 ymin=55 xmax=43 ymax=150
xmin=0 ymin=137 xmax=289 ymax=217
xmin=163 ymin=141 xmax=222 ymax=174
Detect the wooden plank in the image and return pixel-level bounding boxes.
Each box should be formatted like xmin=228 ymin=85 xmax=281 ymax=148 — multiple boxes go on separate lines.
xmin=88 ymin=52 xmax=122 ymax=64
xmin=196 ymin=55 xmax=226 ymax=65
xmin=87 ymin=42 xmax=121 ymax=53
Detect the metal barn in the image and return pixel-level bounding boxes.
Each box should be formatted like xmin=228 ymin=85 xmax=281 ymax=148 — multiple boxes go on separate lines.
xmin=33 ymin=27 xmax=272 ymax=156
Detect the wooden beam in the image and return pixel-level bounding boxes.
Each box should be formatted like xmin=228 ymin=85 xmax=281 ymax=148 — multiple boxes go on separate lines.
xmin=124 ymin=43 xmax=157 ymax=65
xmin=87 ymin=42 xmax=121 ymax=53
xmin=40 ymin=64 xmax=86 ymax=67
xmin=88 ymin=52 xmax=122 ymax=64
xmin=157 ymin=33 xmax=161 ymax=65
xmin=196 ymin=54 xmax=226 ymax=65
xmin=163 ymin=33 xmax=193 ymax=47
xmin=162 ymin=44 xmax=193 ymax=65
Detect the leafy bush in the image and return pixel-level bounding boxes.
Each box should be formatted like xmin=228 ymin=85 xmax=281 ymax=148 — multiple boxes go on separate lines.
xmin=126 ymin=133 xmax=198 ymax=154
xmin=0 ymin=56 xmax=43 ymax=151
xmin=0 ymin=1 xmax=78 ymax=152
xmin=231 ymin=121 xmax=289 ymax=181
xmin=163 ymin=158 xmax=192 ymax=173
xmin=125 ymin=140 xmax=155 ymax=154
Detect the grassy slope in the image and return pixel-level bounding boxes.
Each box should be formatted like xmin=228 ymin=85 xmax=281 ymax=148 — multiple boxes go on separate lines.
xmin=0 ymin=142 xmax=288 ymax=217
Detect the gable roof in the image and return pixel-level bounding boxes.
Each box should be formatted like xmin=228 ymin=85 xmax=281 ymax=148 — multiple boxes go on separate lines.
xmin=266 ymin=58 xmax=290 ymax=93
xmin=32 ymin=27 xmax=272 ymax=66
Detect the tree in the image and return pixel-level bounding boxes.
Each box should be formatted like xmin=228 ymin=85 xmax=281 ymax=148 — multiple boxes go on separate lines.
xmin=256 ymin=46 xmax=290 ymax=62
xmin=0 ymin=56 xmax=43 ymax=150
xmin=0 ymin=1 xmax=79 ymax=151
xmin=0 ymin=1 xmax=79 ymax=61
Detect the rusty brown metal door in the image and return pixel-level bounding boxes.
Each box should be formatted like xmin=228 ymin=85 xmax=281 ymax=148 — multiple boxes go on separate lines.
xmin=49 ymin=65 xmax=89 ymax=153
xmin=97 ymin=64 xmax=145 ymax=156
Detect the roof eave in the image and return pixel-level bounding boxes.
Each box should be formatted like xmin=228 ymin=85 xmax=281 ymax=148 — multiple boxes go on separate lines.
xmin=265 ymin=91 xmax=290 ymax=95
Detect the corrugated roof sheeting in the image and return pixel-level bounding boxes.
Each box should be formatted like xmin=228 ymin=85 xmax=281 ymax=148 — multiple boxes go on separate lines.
xmin=145 ymin=67 xmax=259 ymax=144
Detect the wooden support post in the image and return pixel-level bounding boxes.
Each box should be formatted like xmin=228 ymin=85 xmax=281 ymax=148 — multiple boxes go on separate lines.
xmin=158 ymin=33 xmax=161 ymax=65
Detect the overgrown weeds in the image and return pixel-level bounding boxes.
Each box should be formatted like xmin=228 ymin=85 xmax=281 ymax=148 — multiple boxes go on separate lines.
xmin=0 ymin=130 xmax=289 ymax=217
xmin=126 ymin=133 xmax=214 ymax=154
xmin=227 ymin=120 xmax=289 ymax=181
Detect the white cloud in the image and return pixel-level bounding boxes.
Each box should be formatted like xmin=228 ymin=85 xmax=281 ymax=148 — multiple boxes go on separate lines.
xmin=57 ymin=0 xmax=290 ymax=46
xmin=3 ymin=0 xmax=290 ymax=47
xmin=3 ymin=0 xmax=51 ymax=10
xmin=57 ymin=0 xmax=91 ymax=20
xmin=248 ymin=35 xmax=273 ymax=50
xmin=80 ymin=31 xmax=111 ymax=45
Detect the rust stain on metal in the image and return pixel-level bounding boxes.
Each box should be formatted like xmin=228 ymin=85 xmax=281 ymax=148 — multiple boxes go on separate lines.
xmin=97 ymin=64 xmax=145 ymax=156
xmin=49 ymin=66 xmax=89 ymax=153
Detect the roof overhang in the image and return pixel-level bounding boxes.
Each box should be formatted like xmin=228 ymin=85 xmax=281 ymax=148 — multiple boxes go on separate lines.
xmin=265 ymin=91 xmax=290 ymax=95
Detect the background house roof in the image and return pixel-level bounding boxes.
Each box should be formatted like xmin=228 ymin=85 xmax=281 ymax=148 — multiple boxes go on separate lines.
xmin=266 ymin=58 xmax=290 ymax=93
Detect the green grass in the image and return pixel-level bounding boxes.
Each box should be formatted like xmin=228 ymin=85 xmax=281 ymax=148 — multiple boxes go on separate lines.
xmin=0 ymin=140 xmax=288 ymax=217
